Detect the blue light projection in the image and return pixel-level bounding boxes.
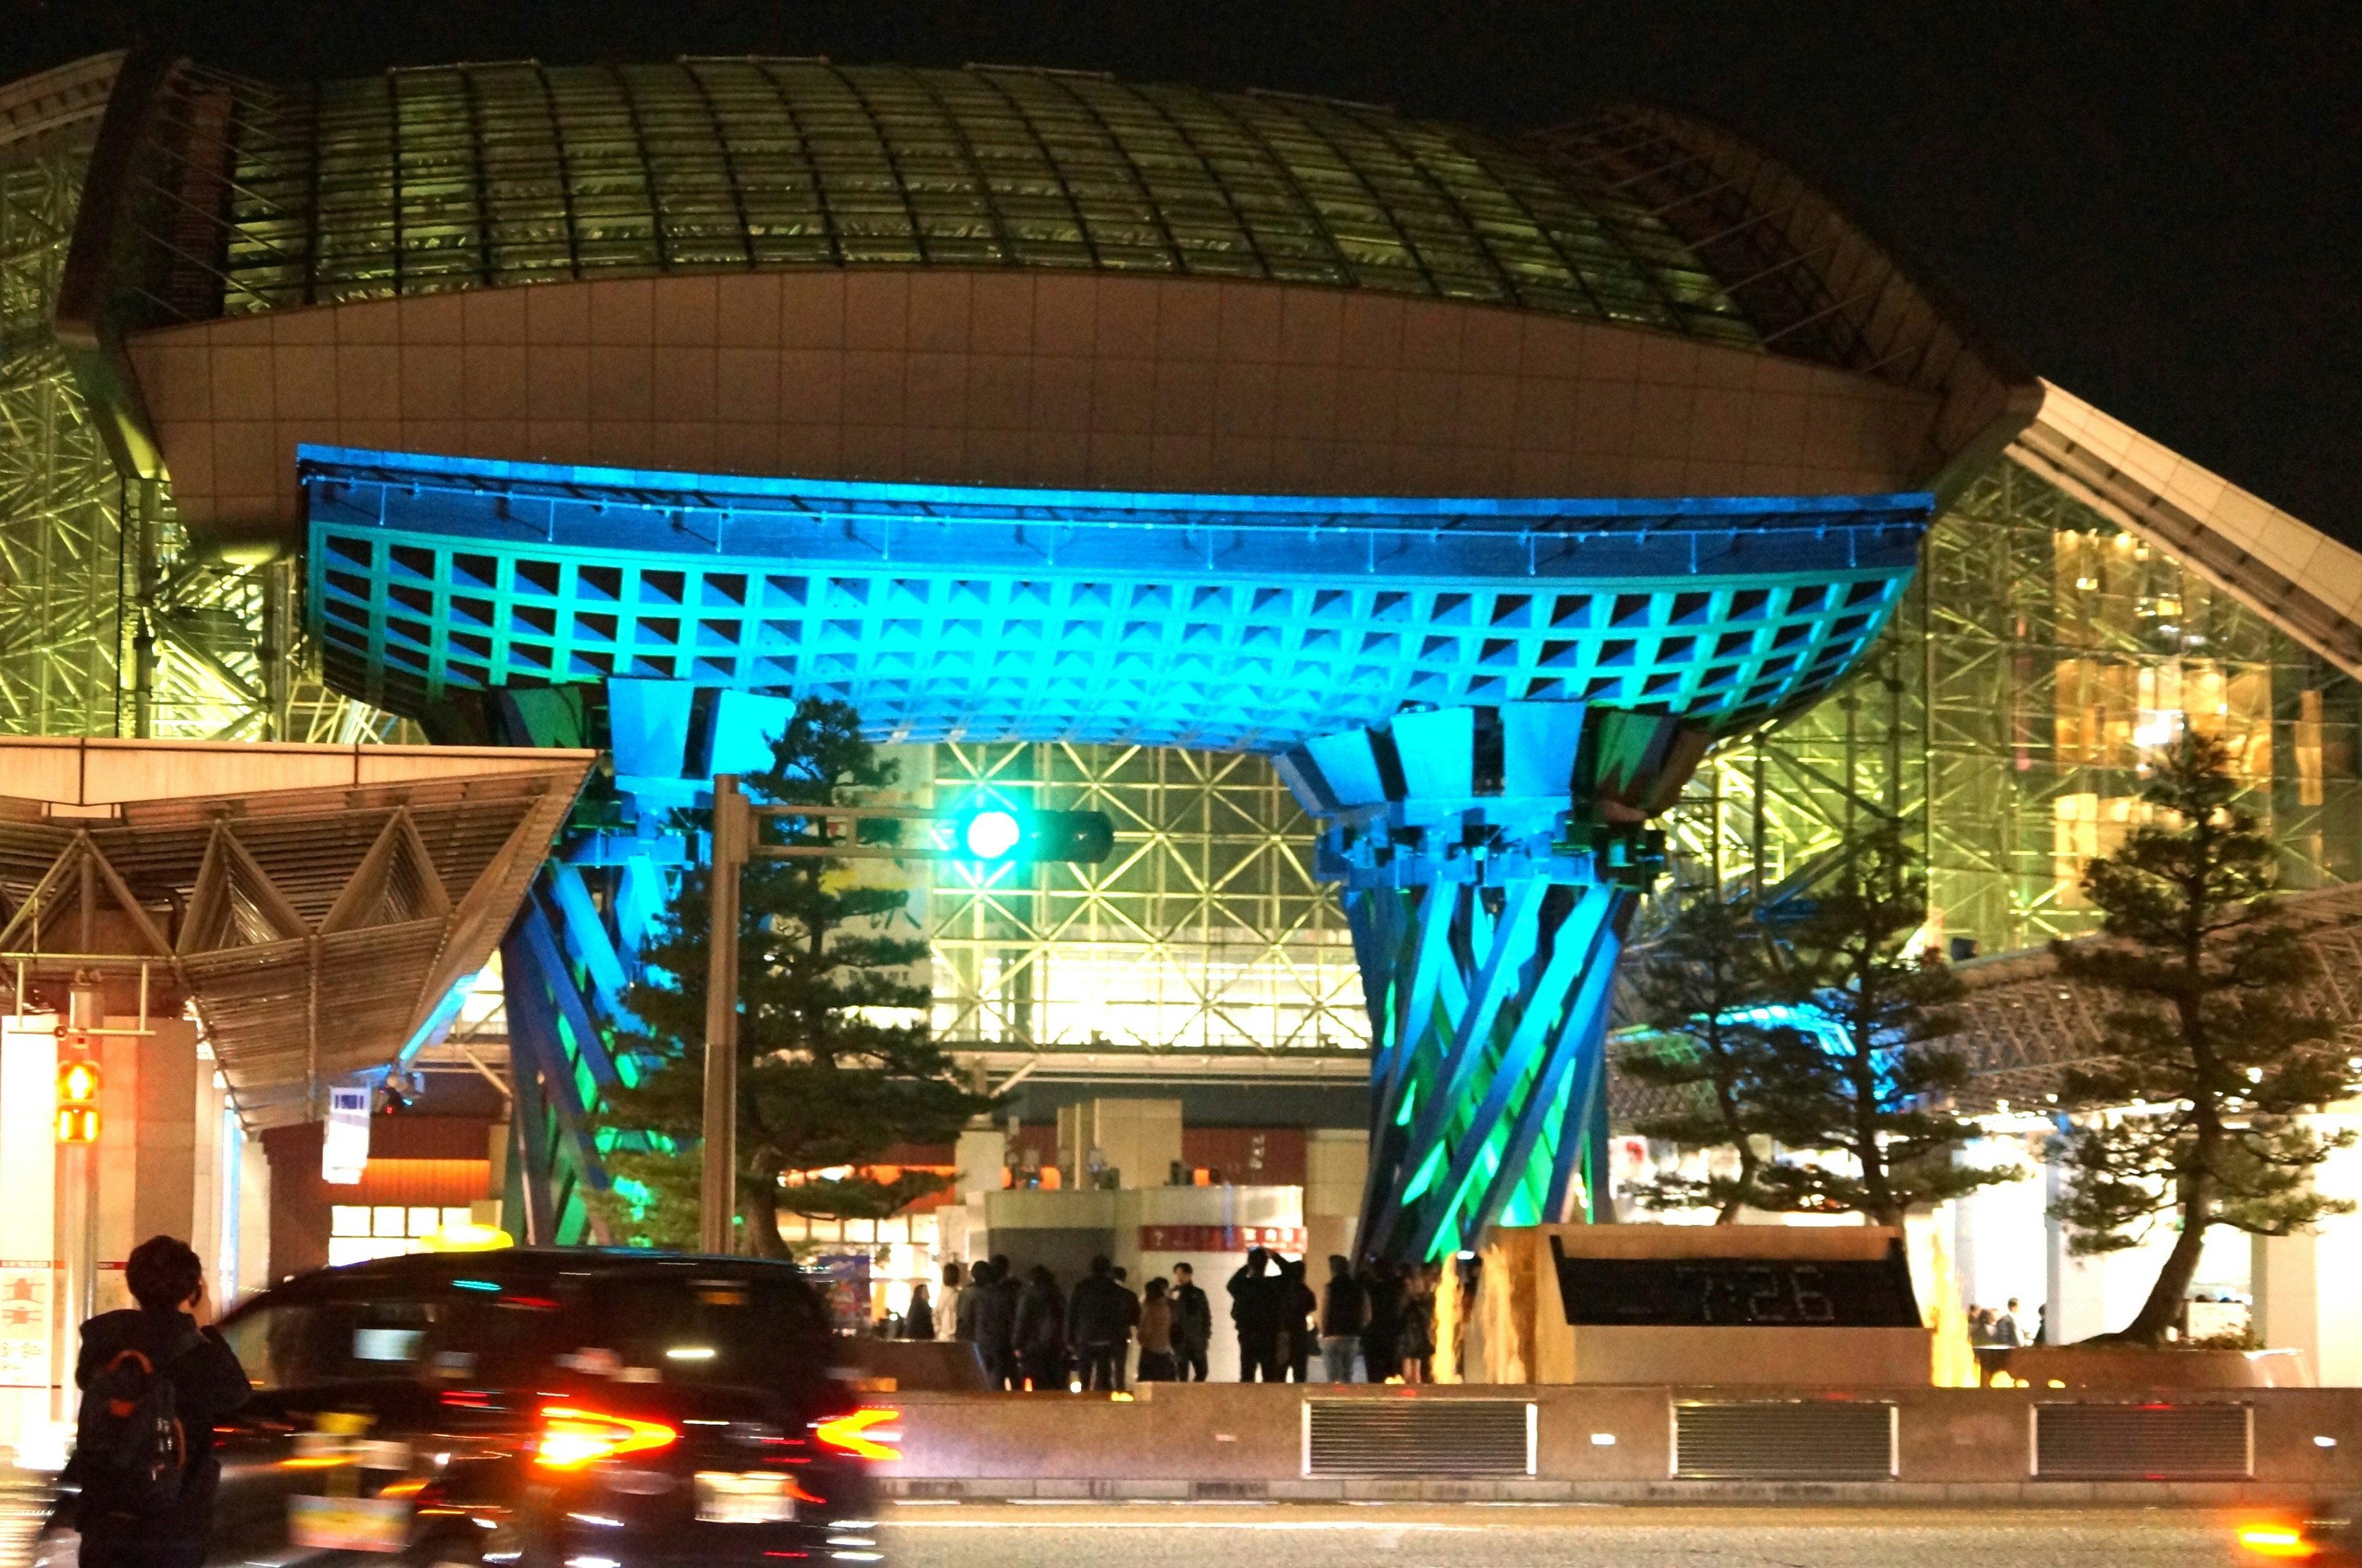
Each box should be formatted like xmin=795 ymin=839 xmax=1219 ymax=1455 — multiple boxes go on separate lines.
xmin=298 ymin=445 xmax=1933 ymax=1256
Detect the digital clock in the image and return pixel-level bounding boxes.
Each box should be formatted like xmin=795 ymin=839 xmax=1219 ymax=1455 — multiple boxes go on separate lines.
xmin=1550 ymin=1236 xmax=1922 ymax=1327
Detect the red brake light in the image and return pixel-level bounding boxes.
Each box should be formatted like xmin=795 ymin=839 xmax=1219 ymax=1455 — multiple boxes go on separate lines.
xmin=533 ymin=1406 xmax=678 ymax=1470
xmin=814 ymin=1407 xmax=901 ymax=1462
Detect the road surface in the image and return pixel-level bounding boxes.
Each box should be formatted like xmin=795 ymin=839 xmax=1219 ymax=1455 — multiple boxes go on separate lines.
xmin=881 ymin=1502 xmax=2250 ymax=1567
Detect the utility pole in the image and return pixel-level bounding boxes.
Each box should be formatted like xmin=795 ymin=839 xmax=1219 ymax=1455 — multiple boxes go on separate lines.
xmin=699 ymin=776 xmax=748 ymax=1254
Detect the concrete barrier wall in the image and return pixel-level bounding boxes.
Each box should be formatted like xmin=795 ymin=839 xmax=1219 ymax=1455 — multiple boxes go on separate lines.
xmin=878 ymin=1382 xmax=2362 ymax=1503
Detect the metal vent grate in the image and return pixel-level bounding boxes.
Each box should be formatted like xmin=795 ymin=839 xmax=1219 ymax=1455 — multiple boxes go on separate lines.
xmin=1675 ymin=1401 xmax=1895 ymax=1479
xmin=2035 ymin=1403 xmax=2251 ymax=1479
xmin=1303 ymin=1399 xmax=1535 ymax=1477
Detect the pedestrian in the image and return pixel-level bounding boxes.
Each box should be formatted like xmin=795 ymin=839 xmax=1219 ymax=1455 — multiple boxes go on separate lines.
xmin=1015 ymin=1265 xmax=1068 ymax=1391
xmin=1396 ymin=1264 xmax=1437 ymax=1384
xmin=60 ymin=1235 xmax=250 ymax=1568
xmin=1361 ymin=1258 xmax=1404 ymax=1383
xmin=2034 ymin=1303 xmax=2049 ymax=1347
xmin=1169 ymin=1261 xmax=1212 ymax=1382
xmin=1066 ymin=1254 xmax=1133 ymax=1391
xmin=1319 ymin=1254 xmax=1366 ymax=1383
xmin=936 ymin=1261 xmax=967 ymax=1343
xmin=902 ymin=1281 xmax=936 ymax=1340
xmin=1278 ymin=1257 xmax=1317 ymax=1382
xmin=1227 ymin=1248 xmax=1284 ymax=1382
xmin=972 ymin=1259 xmax=1020 ymax=1390
xmin=1994 ymin=1297 xmax=2024 ymax=1348
xmin=1135 ymin=1278 xmax=1179 ymax=1383
xmin=1117 ymin=1265 xmax=1142 ymax=1383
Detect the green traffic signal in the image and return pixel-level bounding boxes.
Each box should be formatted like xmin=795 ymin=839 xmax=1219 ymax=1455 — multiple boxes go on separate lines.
xmin=950 ymin=808 xmax=1115 ymax=864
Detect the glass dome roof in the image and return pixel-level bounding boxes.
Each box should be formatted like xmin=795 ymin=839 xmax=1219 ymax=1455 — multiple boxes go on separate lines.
xmin=209 ymin=60 xmax=1768 ymax=348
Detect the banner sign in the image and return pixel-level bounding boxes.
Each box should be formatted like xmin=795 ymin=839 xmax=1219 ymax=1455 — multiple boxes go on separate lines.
xmin=0 ymin=1263 xmax=50 ymax=1388
xmin=1136 ymin=1225 xmax=1306 ymax=1254
xmin=322 ymin=1084 xmax=372 ymax=1185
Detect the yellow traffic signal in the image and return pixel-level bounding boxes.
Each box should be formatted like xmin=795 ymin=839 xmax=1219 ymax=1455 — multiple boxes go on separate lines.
xmin=55 ymin=1057 xmax=100 ymax=1144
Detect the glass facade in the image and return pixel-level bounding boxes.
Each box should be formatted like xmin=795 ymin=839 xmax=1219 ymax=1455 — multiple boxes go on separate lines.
xmin=1661 ymin=458 xmax=2362 ymax=957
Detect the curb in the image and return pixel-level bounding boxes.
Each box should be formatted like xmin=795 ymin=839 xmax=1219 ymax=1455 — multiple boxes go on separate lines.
xmin=880 ymin=1476 xmax=2323 ymax=1506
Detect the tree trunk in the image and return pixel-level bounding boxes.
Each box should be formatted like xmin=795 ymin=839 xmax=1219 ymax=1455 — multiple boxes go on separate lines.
xmin=1713 ymin=1087 xmax=1759 ymax=1225
xmin=2120 ymin=1168 xmax=2211 ymax=1342
xmin=739 ymin=1166 xmax=792 ymax=1259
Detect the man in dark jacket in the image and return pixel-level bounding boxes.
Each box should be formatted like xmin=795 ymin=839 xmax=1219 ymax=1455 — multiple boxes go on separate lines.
xmin=1012 ymin=1265 xmax=1067 ymax=1391
xmin=1065 ymin=1256 xmax=1134 ymax=1391
xmin=1168 ymin=1262 xmax=1212 ymax=1382
xmin=970 ymin=1259 xmax=1020 ymax=1390
xmin=1359 ymin=1258 xmax=1405 ymax=1383
xmin=1227 ymin=1248 xmax=1284 ymax=1382
xmin=1319 ymin=1254 xmax=1367 ymax=1383
xmin=1278 ymin=1257 xmax=1318 ymax=1382
xmin=64 ymin=1235 xmax=250 ymax=1568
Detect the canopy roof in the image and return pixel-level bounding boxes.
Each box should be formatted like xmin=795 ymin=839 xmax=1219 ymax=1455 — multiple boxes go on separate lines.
xmin=0 ymin=738 xmax=592 ymax=1126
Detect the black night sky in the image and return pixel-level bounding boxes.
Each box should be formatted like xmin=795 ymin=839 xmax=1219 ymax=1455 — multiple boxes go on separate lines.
xmin=8 ymin=1 xmax=2356 ymax=540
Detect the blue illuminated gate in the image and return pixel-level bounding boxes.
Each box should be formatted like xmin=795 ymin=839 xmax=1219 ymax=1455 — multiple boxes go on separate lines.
xmin=302 ymin=445 xmax=1929 ymax=1256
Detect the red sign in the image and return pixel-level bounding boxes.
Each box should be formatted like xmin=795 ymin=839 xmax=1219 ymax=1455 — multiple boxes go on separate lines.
xmin=1136 ymin=1225 xmax=1307 ymax=1254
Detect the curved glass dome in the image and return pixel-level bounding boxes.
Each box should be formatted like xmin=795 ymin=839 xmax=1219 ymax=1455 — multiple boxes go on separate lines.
xmin=208 ymin=60 xmax=1765 ymax=348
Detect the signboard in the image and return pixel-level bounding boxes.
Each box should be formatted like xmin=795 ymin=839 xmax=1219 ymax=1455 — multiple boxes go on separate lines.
xmin=809 ymin=1254 xmax=873 ymax=1334
xmin=322 ymin=1085 xmax=372 ymax=1185
xmin=1136 ymin=1225 xmax=1307 ymax=1254
xmin=0 ymin=1264 xmax=50 ymax=1389
xmin=1550 ymin=1236 xmax=1922 ymax=1327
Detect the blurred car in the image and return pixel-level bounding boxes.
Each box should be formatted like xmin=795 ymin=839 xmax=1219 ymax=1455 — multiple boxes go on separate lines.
xmin=49 ymin=1248 xmax=894 ymax=1567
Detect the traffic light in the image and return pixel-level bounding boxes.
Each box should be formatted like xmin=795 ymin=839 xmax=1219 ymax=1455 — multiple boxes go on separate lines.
xmin=950 ymin=808 xmax=1115 ymax=865
xmin=56 ymin=1056 xmax=100 ymax=1144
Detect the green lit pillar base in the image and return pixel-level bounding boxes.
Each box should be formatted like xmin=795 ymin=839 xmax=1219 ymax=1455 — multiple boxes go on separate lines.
xmin=1273 ymin=704 xmax=1707 ymax=1263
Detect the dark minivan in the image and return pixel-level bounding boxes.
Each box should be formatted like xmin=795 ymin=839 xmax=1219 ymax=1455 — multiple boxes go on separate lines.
xmin=143 ymin=1249 xmax=889 ymax=1566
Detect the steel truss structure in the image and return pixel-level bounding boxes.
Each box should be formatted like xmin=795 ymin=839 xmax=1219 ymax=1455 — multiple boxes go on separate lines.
xmin=1652 ymin=458 xmax=2362 ymax=966
xmin=923 ymin=740 xmax=1362 ymax=1057
xmin=0 ymin=75 xmax=413 ymax=750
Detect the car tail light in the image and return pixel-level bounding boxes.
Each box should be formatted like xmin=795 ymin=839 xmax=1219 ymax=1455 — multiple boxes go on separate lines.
xmin=2240 ymin=1523 xmax=2318 ymax=1559
xmin=533 ymin=1406 xmax=679 ymax=1470
xmin=813 ymin=1407 xmax=901 ymax=1462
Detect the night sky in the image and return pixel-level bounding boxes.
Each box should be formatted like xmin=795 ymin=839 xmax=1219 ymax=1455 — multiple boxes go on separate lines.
xmin=8 ymin=1 xmax=2355 ymax=541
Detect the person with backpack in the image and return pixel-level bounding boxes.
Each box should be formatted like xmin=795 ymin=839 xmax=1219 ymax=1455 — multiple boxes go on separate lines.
xmin=62 ymin=1234 xmax=250 ymax=1568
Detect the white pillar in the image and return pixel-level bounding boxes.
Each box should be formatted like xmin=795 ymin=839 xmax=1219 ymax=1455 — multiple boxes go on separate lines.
xmin=2045 ymin=1139 xmax=2110 ymax=1343
xmin=2253 ymin=1110 xmax=2362 ymax=1385
xmin=0 ymin=1016 xmax=60 ymax=1454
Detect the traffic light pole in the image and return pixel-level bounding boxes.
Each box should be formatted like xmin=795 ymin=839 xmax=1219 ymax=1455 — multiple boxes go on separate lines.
xmin=59 ymin=976 xmax=103 ymax=1404
xmin=695 ymin=777 xmax=1109 ymax=1256
xmin=698 ymin=777 xmax=748 ymax=1255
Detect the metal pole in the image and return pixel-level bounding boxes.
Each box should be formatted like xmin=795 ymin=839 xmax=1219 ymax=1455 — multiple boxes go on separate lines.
xmin=61 ymin=974 xmax=103 ymax=1405
xmin=700 ymin=776 xmax=747 ymax=1255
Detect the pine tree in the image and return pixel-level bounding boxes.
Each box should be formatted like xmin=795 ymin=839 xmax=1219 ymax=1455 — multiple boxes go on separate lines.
xmin=591 ymin=698 xmax=995 ymax=1253
xmin=1746 ymin=824 xmax=2021 ymax=1227
xmin=1616 ymin=894 xmax=1784 ymax=1222
xmin=2049 ymin=728 xmax=2358 ymax=1343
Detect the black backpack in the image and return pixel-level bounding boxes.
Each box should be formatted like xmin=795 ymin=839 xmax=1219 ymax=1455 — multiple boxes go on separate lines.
xmin=73 ymin=1331 xmax=201 ymax=1518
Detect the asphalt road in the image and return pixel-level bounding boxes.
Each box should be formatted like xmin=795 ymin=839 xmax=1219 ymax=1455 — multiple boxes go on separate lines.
xmin=881 ymin=1502 xmax=2251 ymax=1567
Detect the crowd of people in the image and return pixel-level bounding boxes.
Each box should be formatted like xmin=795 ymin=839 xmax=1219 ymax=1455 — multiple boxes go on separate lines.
xmin=898 ymin=1248 xmax=1448 ymax=1388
